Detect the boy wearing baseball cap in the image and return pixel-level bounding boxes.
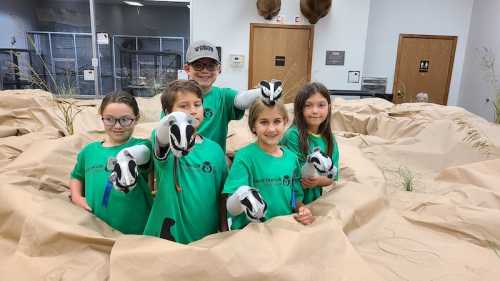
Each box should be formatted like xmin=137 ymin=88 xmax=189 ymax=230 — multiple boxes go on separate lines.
xmin=177 ymin=40 xmax=282 ymax=152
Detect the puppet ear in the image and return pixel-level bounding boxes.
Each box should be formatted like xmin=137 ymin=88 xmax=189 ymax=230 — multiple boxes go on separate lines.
xmin=186 ymin=114 xmax=199 ymax=127
xmin=106 ymin=157 xmax=117 ymax=172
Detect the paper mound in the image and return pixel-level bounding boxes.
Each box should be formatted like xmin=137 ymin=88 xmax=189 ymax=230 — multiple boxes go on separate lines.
xmin=1 ymin=90 xmax=499 ymax=281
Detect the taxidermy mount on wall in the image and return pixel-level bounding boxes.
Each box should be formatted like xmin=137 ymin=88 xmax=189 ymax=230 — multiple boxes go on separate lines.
xmin=300 ymin=0 xmax=332 ymax=24
xmin=256 ymin=0 xmax=281 ymax=20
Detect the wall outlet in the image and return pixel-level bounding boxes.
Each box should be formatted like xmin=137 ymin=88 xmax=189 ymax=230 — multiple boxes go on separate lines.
xmin=348 ymin=71 xmax=360 ymax=83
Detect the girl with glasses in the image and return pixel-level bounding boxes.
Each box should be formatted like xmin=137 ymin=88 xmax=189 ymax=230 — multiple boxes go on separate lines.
xmin=69 ymin=91 xmax=153 ymax=234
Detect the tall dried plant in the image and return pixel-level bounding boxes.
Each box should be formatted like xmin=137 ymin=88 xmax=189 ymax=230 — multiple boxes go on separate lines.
xmin=477 ymin=47 xmax=500 ymax=124
xmin=11 ymin=38 xmax=82 ymax=135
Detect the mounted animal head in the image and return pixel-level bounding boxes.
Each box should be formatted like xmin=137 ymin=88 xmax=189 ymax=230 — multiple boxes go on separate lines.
xmin=256 ymin=0 xmax=281 ymax=20
xmin=300 ymin=0 xmax=332 ymax=24
xmin=307 ymin=147 xmax=336 ymax=179
xmin=165 ymin=111 xmax=198 ymax=158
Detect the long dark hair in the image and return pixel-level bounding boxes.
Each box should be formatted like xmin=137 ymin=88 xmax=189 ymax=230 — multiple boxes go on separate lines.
xmin=293 ymin=82 xmax=333 ymax=158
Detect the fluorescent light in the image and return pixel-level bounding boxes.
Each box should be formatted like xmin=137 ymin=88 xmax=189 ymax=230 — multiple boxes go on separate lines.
xmin=123 ymin=1 xmax=144 ymax=6
xmin=148 ymin=0 xmax=190 ymax=2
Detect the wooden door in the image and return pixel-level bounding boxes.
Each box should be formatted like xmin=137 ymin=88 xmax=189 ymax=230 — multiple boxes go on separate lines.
xmin=249 ymin=23 xmax=314 ymax=104
xmin=392 ymin=34 xmax=457 ymax=105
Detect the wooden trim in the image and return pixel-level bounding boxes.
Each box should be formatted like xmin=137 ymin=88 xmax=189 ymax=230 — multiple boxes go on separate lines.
xmin=248 ymin=24 xmax=255 ymax=89
xmin=398 ymin=34 xmax=458 ymax=41
xmin=443 ymin=37 xmax=457 ymax=105
xmin=391 ymin=34 xmax=405 ymax=99
xmin=392 ymin=33 xmax=458 ymax=104
xmin=250 ymin=23 xmax=315 ymax=30
xmin=248 ymin=23 xmax=314 ymax=89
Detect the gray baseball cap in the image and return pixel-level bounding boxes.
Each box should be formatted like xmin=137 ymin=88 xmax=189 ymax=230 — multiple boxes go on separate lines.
xmin=186 ymin=40 xmax=220 ymax=64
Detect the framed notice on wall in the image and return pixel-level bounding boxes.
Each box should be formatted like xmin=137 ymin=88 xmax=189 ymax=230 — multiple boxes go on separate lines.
xmin=326 ymin=50 xmax=345 ymax=65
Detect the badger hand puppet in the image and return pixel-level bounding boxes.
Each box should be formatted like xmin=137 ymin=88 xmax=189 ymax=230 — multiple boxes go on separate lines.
xmin=301 ymin=147 xmax=337 ymax=179
xmin=155 ymin=111 xmax=199 ymax=159
xmin=107 ymin=144 xmax=151 ymax=193
xmin=234 ymin=79 xmax=284 ymax=109
xmin=227 ymin=185 xmax=268 ymax=222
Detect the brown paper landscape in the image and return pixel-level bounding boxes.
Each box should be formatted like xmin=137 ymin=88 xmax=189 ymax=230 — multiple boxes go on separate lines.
xmin=1 ymin=90 xmax=499 ymax=281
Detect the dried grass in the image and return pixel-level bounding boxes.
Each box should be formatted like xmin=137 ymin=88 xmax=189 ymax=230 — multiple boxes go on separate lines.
xmin=453 ymin=116 xmax=495 ymax=157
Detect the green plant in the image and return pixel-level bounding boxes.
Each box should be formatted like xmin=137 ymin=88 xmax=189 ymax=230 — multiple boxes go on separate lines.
xmin=477 ymin=47 xmax=500 ymax=124
xmin=398 ymin=166 xmax=415 ymax=192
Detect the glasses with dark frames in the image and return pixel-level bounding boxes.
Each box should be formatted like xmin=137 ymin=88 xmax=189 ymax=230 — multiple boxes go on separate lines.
xmin=101 ymin=116 xmax=135 ymax=127
xmin=190 ymin=61 xmax=219 ymax=71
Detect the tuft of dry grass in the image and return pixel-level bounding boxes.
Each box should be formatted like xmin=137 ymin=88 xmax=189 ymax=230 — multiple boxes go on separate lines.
xmin=453 ymin=116 xmax=495 ymax=157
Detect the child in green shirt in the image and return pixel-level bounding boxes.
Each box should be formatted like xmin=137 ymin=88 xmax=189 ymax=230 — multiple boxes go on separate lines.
xmin=223 ymin=99 xmax=314 ymax=230
xmin=70 ymin=91 xmax=153 ymax=234
xmin=143 ymin=80 xmax=228 ymax=244
xmin=170 ymin=40 xmax=282 ymax=152
xmin=281 ymin=82 xmax=340 ymax=204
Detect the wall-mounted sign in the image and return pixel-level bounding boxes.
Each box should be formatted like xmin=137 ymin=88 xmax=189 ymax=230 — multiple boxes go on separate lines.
xmin=97 ymin=32 xmax=109 ymax=45
xmin=275 ymin=56 xmax=285 ymax=67
xmin=326 ymin=50 xmax=345 ymax=65
xmin=83 ymin=69 xmax=95 ymax=81
xmin=419 ymin=60 xmax=430 ymax=72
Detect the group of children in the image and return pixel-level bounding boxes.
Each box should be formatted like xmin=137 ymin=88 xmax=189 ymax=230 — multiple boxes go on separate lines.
xmin=69 ymin=40 xmax=340 ymax=244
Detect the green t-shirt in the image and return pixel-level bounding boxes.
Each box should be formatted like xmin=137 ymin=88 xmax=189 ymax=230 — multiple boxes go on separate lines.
xmin=281 ymin=125 xmax=340 ymax=204
xmin=160 ymin=86 xmax=244 ymax=152
xmin=70 ymin=138 xmax=153 ymax=234
xmin=143 ymin=130 xmax=228 ymax=244
xmin=222 ymin=142 xmax=304 ymax=230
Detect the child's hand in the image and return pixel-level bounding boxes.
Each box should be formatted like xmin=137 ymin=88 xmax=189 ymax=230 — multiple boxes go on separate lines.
xmin=294 ymin=206 xmax=314 ymax=225
xmin=301 ymin=176 xmax=332 ymax=188
xmin=71 ymin=195 xmax=92 ymax=212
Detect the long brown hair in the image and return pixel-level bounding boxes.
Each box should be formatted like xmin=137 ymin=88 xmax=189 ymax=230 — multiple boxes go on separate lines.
xmin=293 ymin=82 xmax=333 ymax=158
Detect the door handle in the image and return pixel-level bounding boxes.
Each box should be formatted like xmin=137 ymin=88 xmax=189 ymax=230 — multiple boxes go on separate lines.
xmin=397 ymin=89 xmax=405 ymax=98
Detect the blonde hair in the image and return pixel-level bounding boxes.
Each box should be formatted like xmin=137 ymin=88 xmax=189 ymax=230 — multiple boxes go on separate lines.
xmin=248 ymin=99 xmax=289 ymax=134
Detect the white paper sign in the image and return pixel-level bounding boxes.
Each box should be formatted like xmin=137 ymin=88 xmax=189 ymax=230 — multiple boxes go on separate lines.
xmin=97 ymin=32 xmax=109 ymax=45
xmin=84 ymin=69 xmax=95 ymax=81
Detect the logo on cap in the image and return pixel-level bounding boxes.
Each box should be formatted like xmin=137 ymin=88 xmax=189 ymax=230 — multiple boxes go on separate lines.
xmin=195 ymin=45 xmax=214 ymax=52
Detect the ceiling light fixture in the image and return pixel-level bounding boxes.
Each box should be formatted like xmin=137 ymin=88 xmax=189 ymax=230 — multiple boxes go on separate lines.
xmin=148 ymin=0 xmax=190 ymax=2
xmin=123 ymin=1 xmax=144 ymax=7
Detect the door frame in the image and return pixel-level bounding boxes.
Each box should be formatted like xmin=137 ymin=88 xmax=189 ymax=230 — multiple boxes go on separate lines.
xmin=392 ymin=34 xmax=457 ymax=104
xmin=248 ymin=23 xmax=314 ymax=89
